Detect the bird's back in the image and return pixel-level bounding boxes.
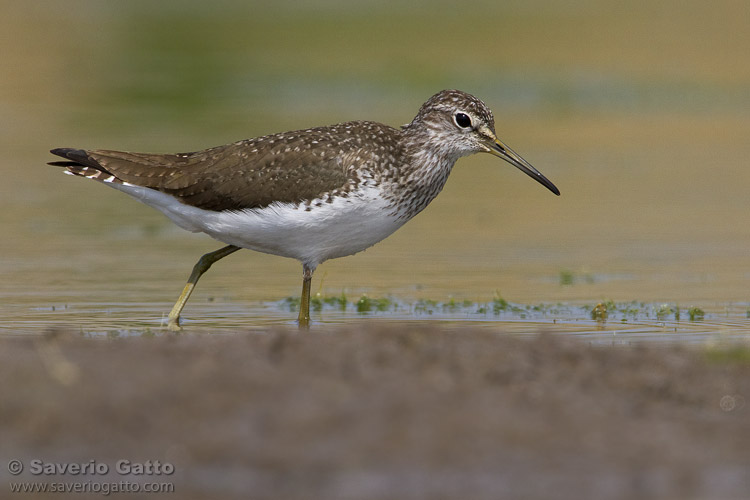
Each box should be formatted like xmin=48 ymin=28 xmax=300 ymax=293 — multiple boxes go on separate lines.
xmin=49 ymin=120 xmax=404 ymax=212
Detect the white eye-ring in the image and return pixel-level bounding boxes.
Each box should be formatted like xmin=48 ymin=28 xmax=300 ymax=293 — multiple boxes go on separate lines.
xmin=454 ymin=112 xmax=472 ymax=129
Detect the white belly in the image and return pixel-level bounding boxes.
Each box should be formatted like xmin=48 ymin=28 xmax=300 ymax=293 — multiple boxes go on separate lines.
xmin=109 ymin=182 xmax=406 ymax=269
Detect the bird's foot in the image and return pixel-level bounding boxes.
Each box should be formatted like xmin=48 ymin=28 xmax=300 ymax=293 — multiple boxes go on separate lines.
xmin=166 ymin=317 xmax=183 ymax=333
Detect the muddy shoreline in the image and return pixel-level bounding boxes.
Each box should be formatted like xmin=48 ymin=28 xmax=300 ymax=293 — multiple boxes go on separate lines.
xmin=2 ymin=326 xmax=749 ymax=499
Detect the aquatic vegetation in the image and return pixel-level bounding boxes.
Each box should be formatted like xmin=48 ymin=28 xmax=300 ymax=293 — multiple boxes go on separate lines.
xmin=277 ymin=293 xmax=719 ymax=330
xmin=619 ymin=303 xmax=643 ymax=318
xmin=414 ymin=298 xmax=439 ymax=315
xmin=656 ymin=303 xmax=677 ymax=320
xmin=356 ymin=295 xmax=393 ymax=313
xmin=559 ymin=270 xmax=575 ymax=286
xmin=310 ymin=293 xmax=323 ymax=312
xmin=443 ymin=296 xmax=473 ymax=313
xmin=559 ymin=270 xmax=595 ymax=286
xmin=492 ymin=293 xmax=509 ymax=314
xmin=325 ymin=292 xmax=348 ymax=311
xmin=591 ymin=302 xmax=608 ymax=321
xmin=283 ymin=296 xmax=301 ymax=312
xmin=688 ymin=307 xmax=705 ymax=321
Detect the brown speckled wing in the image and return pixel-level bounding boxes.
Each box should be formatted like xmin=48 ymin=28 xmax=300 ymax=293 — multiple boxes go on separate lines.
xmin=50 ymin=124 xmax=389 ymax=212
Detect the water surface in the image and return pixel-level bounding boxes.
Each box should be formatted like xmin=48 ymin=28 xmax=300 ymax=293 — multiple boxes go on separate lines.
xmin=2 ymin=1 xmax=749 ymax=344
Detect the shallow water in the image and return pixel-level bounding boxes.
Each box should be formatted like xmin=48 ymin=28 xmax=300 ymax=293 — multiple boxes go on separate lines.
xmin=4 ymin=289 xmax=750 ymax=346
xmin=2 ymin=1 xmax=750 ymax=344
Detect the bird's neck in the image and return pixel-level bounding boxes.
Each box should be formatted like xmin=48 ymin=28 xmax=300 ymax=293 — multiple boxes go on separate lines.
xmin=375 ymin=131 xmax=458 ymax=220
xmin=399 ymin=126 xmax=460 ymax=188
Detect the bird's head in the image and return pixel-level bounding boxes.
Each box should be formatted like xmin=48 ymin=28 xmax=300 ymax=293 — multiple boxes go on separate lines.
xmin=404 ymin=89 xmax=559 ymax=196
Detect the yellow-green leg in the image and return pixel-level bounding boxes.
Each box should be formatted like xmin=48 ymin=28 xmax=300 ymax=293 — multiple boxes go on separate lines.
xmin=298 ymin=264 xmax=313 ymax=329
xmin=167 ymin=245 xmax=241 ymax=332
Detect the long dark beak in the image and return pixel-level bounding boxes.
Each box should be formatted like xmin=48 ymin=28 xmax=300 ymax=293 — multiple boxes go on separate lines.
xmin=488 ymin=137 xmax=560 ymax=196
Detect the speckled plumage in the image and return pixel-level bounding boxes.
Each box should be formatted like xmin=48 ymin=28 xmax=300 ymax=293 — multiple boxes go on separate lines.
xmin=49 ymin=89 xmax=559 ymax=329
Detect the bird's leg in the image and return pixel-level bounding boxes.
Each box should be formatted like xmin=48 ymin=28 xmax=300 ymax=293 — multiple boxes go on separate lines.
xmin=166 ymin=245 xmax=241 ymax=332
xmin=298 ymin=264 xmax=314 ymax=329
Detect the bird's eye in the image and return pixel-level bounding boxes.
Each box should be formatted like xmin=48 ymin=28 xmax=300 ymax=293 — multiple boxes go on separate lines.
xmin=454 ymin=112 xmax=472 ymax=129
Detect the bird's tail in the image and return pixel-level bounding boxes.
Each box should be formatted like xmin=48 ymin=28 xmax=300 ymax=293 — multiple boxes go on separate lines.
xmin=48 ymin=148 xmax=123 ymax=183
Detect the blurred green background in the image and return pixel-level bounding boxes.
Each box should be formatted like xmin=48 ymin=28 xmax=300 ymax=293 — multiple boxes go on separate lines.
xmin=2 ymin=0 xmax=749 ymax=331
